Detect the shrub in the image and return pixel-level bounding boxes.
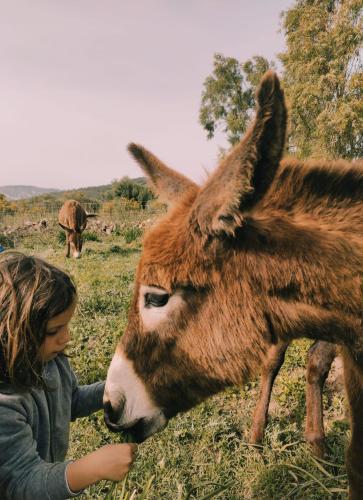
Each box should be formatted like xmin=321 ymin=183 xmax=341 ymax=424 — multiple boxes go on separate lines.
xmin=57 ymin=230 xmax=100 ymax=244
xmin=102 ymin=200 xmax=116 ymax=215
xmin=0 ymin=194 xmax=16 ymax=215
xmin=57 ymin=230 xmax=66 ymax=244
xmin=108 ymin=245 xmax=139 ymax=256
xmin=113 ymin=177 xmax=154 ymax=208
xmin=119 ymin=197 xmax=141 ymax=211
xmin=83 ymin=231 xmax=100 ymax=242
xmin=148 ymin=198 xmax=167 ymax=212
xmin=109 ymin=245 xmax=123 ymax=253
xmin=123 ymin=226 xmax=142 ymax=243
xmin=0 ymin=234 xmax=15 ymax=248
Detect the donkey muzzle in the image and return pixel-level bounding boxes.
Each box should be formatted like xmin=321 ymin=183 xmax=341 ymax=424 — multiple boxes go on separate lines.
xmin=103 ymin=400 xmax=167 ymax=442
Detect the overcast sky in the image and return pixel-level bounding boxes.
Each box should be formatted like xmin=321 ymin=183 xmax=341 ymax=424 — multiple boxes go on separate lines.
xmin=1 ymin=0 xmax=293 ymax=189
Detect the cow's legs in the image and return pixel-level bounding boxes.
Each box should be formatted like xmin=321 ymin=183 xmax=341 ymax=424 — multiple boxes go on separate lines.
xmin=249 ymin=340 xmax=289 ymax=444
xmin=342 ymin=348 xmax=363 ymax=500
xmin=304 ymin=341 xmax=337 ymax=458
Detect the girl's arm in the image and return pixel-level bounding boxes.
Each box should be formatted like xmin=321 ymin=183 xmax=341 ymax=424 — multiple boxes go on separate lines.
xmin=0 ymin=396 xmax=76 ymax=499
xmin=0 ymin=394 xmax=137 ymax=499
xmin=59 ymin=355 xmax=105 ymax=419
xmin=70 ymin=373 xmax=105 ymax=420
xmin=66 ymin=443 xmax=137 ymax=492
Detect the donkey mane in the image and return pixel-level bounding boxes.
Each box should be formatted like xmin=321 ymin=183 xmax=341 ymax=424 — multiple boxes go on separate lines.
xmin=142 ymin=156 xmax=363 ymax=294
xmin=264 ymin=158 xmax=363 ymax=229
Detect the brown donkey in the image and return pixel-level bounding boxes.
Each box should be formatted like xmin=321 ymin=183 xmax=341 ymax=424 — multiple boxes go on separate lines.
xmin=104 ymin=72 xmax=363 ymax=498
xmin=250 ymin=339 xmax=337 ymax=459
xmin=58 ymin=199 xmax=96 ymax=258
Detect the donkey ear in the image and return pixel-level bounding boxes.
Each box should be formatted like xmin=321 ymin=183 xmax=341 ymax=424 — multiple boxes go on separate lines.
xmin=191 ymin=71 xmax=287 ymax=236
xmin=128 ymin=143 xmax=198 ymax=207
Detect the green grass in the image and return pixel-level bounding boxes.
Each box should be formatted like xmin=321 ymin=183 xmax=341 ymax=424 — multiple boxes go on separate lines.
xmin=57 ymin=229 xmax=100 ymax=245
xmin=0 ymin=233 xmax=15 ymax=248
xmin=7 ymin=215 xmax=349 ymax=499
xmin=123 ymin=226 xmax=143 ymax=244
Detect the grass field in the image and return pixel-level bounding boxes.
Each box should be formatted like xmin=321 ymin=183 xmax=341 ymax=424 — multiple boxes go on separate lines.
xmin=4 ymin=214 xmax=350 ymax=499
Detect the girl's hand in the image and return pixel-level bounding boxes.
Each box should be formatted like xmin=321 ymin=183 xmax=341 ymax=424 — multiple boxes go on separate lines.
xmin=92 ymin=443 xmax=137 ymax=481
xmin=66 ymin=443 xmax=137 ymax=492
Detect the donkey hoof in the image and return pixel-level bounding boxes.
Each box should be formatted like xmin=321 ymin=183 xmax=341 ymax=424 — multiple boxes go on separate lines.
xmin=249 ymin=429 xmax=264 ymax=446
xmin=305 ymin=434 xmax=325 ymax=459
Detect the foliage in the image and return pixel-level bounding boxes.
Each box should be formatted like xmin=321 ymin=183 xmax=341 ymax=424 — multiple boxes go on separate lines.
xmin=0 ymin=233 xmax=15 ymax=248
xmin=123 ymin=226 xmax=143 ymax=244
xmin=83 ymin=231 xmax=100 ymax=242
xmin=48 ymin=185 xmax=114 ymax=202
xmin=58 ymin=230 xmax=105 ymax=245
xmin=113 ymin=178 xmax=154 ymax=209
xmin=103 ymin=198 xmax=144 ymax=215
xmin=147 ymin=198 xmax=167 ymax=212
xmin=12 ymin=198 xmax=63 ymax=220
xmin=280 ymin=0 xmax=363 ymax=159
xmin=0 ymin=194 xmax=16 ymax=215
xmin=101 ymin=200 xmax=117 ymax=216
xmin=199 ymin=54 xmax=275 ymax=146
xmin=57 ymin=230 xmax=66 ymax=245
xmin=199 ymin=2 xmax=362 ymax=160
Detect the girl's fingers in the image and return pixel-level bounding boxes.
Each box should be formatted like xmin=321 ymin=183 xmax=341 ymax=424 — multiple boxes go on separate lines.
xmin=129 ymin=443 xmax=138 ymax=458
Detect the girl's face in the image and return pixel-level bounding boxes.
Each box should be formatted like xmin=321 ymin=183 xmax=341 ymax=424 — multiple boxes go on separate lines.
xmin=40 ymin=299 xmax=77 ymax=362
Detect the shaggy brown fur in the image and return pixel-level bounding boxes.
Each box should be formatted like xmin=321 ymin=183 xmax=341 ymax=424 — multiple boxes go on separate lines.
xmin=304 ymin=341 xmax=338 ymax=457
xmin=58 ymin=199 xmax=96 ymax=258
xmin=112 ymin=72 xmax=363 ymax=498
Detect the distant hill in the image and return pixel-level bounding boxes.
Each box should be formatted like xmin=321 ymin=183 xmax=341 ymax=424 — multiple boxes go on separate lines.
xmin=53 ymin=184 xmax=113 ymax=200
xmin=1 ymin=177 xmax=147 ymax=201
xmin=51 ymin=177 xmax=147 ymax=201
xmin=0 ymin=185 xmax=59 ymax=200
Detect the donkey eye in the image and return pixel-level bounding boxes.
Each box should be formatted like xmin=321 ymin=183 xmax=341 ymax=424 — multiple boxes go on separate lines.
xmin=144 ymin=292 xmax=169 ymax=308
xmin=46 ymin=329 xmax=59 ymax=336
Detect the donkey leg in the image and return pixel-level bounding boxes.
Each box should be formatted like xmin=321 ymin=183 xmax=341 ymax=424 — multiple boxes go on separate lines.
xmin=249 ymin=340 xmax=289 ymax=444
xmin=304 ymin=341 xmax=337 ymax=458
xmin=342 ymin=349 xmax=363 ymax=500
xmin=65 ymin=233 xmax=70 ymax=258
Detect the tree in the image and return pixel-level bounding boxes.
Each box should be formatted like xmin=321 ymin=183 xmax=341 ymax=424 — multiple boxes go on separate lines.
xmin=113 ymin=177 xmax=154 ymax=209
xmin=280 ymin=0 xmax=363 ymax=159
xmin=199 ymin=54 xmax=275 ymax=146
xmin=0 ymin=194 xmax=16 ymax=215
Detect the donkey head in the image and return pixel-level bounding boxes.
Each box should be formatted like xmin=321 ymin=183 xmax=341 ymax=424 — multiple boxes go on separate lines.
xmin=69 ymin=230 xmax=83 ymax=258
xmin=104 ymin=71 xmax=287 ymax=442
xmin=59 ymin=224 xmax=83 ymax=259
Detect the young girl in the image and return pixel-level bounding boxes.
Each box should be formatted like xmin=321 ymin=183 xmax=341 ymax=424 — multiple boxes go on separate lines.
xmin=0 ymin=252 xmax=137 ymax=499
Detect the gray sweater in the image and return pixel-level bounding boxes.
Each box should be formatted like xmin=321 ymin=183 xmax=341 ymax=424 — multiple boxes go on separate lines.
xmin=0 ymin=355 xmax=105 ymax=500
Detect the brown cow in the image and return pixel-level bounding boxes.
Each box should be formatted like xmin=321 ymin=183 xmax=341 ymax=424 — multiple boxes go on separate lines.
xmin=104 ymin=72 xmax=363 ymax=498
xmin=58 ymin=199 xmax=96 ymax=258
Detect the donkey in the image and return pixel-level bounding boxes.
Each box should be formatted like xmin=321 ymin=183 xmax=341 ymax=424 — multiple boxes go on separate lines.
xmin=58 ymin=199 xmax=96 ymax=258
xmin=104 ymin=71 xmax=363 ymax=498
xmin=250 ymin=339 xmax=337 ymax=459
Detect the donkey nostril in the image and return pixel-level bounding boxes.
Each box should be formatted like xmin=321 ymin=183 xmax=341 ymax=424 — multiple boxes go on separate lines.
xmin=104 ymin=401 xmax=120 ymax=425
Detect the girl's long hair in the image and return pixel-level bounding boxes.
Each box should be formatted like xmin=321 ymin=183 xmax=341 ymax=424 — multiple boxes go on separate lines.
xmin=0 ymin=252 xmax=76 ymax=388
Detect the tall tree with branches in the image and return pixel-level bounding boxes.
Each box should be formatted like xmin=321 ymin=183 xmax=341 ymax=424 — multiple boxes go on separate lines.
xmin=199 ymin=54 xmax=275 ymax=147
xmin=280 ymin=0 xmax=363 ymax=159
